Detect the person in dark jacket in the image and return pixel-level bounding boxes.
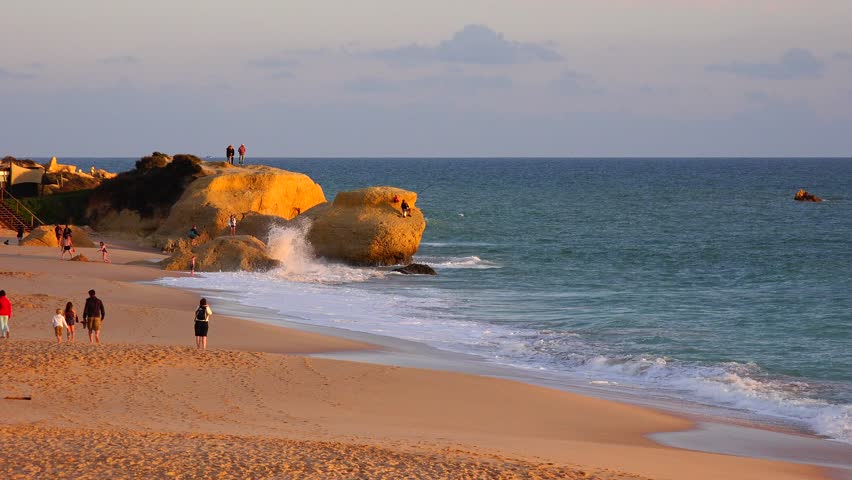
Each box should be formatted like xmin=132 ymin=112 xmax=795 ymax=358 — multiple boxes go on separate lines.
xmin=83 ymin=289 xmax=106 ymax=344
xmin=226 ymin=145 xmax=235 ymax=165
xmin=16 ymin=225 xmax=24 ymax=244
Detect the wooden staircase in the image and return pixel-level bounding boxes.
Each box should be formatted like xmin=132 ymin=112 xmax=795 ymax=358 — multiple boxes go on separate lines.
xmin=0 ymin=202 xmax=31 ymax=232
xmin=0 ymin=188 xmax=42 ymax=232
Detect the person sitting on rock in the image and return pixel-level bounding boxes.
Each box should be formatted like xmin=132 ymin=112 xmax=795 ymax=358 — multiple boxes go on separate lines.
xmin=400 ymin=199 xmax=411 ymax=218
xmin=189 ymin=225 xmax=200 ymax=245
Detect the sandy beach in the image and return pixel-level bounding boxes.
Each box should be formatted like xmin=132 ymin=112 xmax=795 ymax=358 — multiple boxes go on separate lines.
xmin=0 ymin=233 xmax=832 ymax=479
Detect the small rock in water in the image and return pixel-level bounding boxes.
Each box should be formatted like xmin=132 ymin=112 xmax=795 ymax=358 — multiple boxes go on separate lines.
xmin=393 ymin=263 xmax=437 ymax=275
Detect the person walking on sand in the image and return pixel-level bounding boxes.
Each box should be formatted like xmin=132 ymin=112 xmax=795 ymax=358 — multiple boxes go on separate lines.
xmin=238 ymin=144 xmax=246 ymax=165
xmin=54 ymin=225 xmax=63 ymax=248
xmin=228 ymin=214 xmax=237 ymax=236
xmin=98 ymin=241 xmax=111 ymax=263
xmin=60 ymin=235 xmax=74 ymax=260
xmin=190 ymin=255 xmax=197 ymax=276
xmin=52 ymin=308 xmax=68 ymax=344
xmin=0 ymin=290 xmax=11 ymax=339
xmin=194 ymin=298 xmax=212 ymax=350
xmin=63 ymin=224 xmax=72 ymax=240
xmin=16 ymin=225 xmax=24 ymax=245
xmin=64 ymin=301 xmax=79 ymax=342
xmin=83 ymin=289 xmax=105 ymax=344
xmin=400 ymin=199 xmax=411 ymax=218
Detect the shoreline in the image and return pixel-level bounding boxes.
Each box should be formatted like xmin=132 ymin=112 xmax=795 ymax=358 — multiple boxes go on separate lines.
xmin=157 ymin=272 xmax=852 ymax=474
xmin=0 ymin=237 xmax=844 ymax=479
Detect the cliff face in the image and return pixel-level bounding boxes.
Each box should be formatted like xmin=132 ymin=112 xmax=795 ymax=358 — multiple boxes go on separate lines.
xmin=89 ymin=159 xmax=327 ymax=248
xmin=150 ymin=166 xmax=326 ymax=248
xmin=301 ymin=186 xmax=426 ymax=266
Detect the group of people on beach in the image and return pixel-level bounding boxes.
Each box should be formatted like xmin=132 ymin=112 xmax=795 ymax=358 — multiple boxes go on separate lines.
xmin=49 ymin=289 xmax=106 ymax=344
xmin=52 ymin=224 xmax=110 ymax=262
xmin=0 ymin=289 xmax=104 ymax=344
xmin=1 ymin=288 xmax=213 ymax=350
xmin=225 ymin=144 xmax=247 ymax=165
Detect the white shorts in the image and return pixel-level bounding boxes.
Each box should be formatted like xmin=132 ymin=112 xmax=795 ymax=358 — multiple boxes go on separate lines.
xmin=0 ymin=316 xmax=9 ymax=335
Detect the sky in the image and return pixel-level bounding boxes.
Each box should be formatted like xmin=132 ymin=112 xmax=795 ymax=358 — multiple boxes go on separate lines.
xmin=2 ymin=0 xmax=852 ymax=157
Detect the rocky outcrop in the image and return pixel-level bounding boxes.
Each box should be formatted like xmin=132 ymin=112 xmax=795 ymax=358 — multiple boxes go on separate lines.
xmin=161 ymin=235 xmax=279 ymax=272
xmin=393 ymin=263 xmax=437 ymax=275
xmin=300 ymin=186 xmax=426 ymax=266
xmin=44 ymin=156 xmax=77 ymax=174
xmin=794 ymin=189 xmax=822 ymax=202
xmin=148 ymin=165 xmax=325 ymax=248
xmin=233 ymin=212 xmax=289 ymax=244
xmin=20 ymin=226 xmax=96 ymax=248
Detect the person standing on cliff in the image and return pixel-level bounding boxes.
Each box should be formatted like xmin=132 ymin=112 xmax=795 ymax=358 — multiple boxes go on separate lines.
xmin=226 ymin=145 xmax=235 ymax=165
xmin=238 ymin=144 xmax=246 ymax=165
xmin=400 ymin=199 xmax=411 ymax=218
xmin=83 ymin=289 xmax=105 ymax=344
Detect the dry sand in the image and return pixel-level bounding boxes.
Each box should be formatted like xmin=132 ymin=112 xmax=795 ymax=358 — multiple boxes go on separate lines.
xmin=0 ymin=235 xmax=828 ymax=479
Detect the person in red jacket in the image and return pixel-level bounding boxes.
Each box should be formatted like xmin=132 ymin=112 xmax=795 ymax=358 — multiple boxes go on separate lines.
xmin=0 ymin=290 xmax=11 ymax=339
xmin=238 ymin=144 xmax=246 ymax=165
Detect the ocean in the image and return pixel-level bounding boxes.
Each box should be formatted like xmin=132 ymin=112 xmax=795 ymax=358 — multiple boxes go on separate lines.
xmin=66 ymin=157 xmax=852 ymax=443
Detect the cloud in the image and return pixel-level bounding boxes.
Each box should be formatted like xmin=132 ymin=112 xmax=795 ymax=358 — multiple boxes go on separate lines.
xmin=0 ymin=67 xmax=36 ymax=80
xmin=344 ymin=74 xmax=512 ymax=95
xmin=411 ymin=74 xmax=512 ymax=92
xmin=100 ymin=55 xmax=139 ymax=65
xmin=344 ymin=77 xmax=399 ymax=94
xmin=372 ymin=24 xmax=562 ymax=65
xmin=552 ymin=70 xmax=603 ymax=96
xmin=246 ymin=57 xmax=301 ymax=69
xmin=707 ymin=48 xmax=824 ymax=80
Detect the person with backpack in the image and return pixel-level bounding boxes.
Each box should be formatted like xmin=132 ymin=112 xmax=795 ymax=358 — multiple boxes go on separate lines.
xmin=194 ymin=298 xmax=212 ymax=350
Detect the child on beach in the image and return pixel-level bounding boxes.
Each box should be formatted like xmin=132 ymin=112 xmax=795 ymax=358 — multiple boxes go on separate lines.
xmin=228 ymin=214 xmax=237 ymax=236
xmin=99 ymin=241 xmax=111 ymax=263
xmin=60 ymin=236 xmax=74 ymax=260
xmin=52 ymin=308 xmax=68 ymax=344
xmin=64 ymin=302 xmax=79 ymax=342
xmin=190 ymin=255 xmax=197 ymax=276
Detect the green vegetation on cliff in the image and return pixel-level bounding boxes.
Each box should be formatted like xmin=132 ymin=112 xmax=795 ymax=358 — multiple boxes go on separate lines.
xmin=4 ymin=189 xmax=93 ymax=225
xmin=91 ymin=153 xmax=203 ymax=218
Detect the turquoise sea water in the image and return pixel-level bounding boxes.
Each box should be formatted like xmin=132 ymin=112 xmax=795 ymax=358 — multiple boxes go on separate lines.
xmin=67 ymin=157 xmax=852 ymax=441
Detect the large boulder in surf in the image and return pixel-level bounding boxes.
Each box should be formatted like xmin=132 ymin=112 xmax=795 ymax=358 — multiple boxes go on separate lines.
xmin=150 ymin=165 xmax=326 ymax=248
xmin=393 ymin=263 xmax=437 ymax=275
xmin=794 ymin=189 xmax=822 ymax=202
xmin=161 ymin=235 xmax=279 ymax=272
xmin=300 ymin=186 xmax=426 ymax=266
xmin=20 ymin=225 xmax=96 ymax=248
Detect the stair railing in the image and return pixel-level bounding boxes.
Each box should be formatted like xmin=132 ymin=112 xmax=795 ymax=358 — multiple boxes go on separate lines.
xmin=0 ymin=186 xmax=45 ymax=228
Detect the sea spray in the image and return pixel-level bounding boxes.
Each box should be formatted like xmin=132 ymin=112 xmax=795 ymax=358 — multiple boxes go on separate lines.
xmin=265 ymin=222 xmax=380 ymax=284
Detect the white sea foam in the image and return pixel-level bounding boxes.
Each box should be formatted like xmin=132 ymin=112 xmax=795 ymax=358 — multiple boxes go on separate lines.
xmin=264 ymin=223 xmax=381 ymax=284
xmin=413 ymin=255 xmax=500 ymax=269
